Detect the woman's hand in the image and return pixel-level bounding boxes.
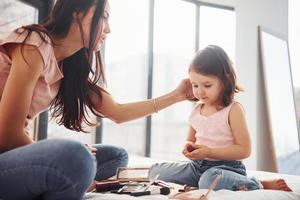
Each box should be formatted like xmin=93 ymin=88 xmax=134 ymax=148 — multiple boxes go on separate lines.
xmin=87 ymin=180 xmax=97 ymax=192
xmin=85 ymin=144 xmax=97 ymax=156
xmin=183 ymin=143 xmax=211 ymax=160
xmin=174 ymin=79 xmax=194 ymax=101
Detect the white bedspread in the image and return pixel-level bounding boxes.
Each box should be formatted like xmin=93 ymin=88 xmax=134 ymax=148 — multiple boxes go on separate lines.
xmin=84 ymin=156 xmax=300 ymax=200
xmin=84 ymin=190 xmax=300 ymax=200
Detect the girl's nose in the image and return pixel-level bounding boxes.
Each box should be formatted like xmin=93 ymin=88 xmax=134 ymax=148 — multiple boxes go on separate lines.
xmin=198 ymin=89 xmax=205 ymax=96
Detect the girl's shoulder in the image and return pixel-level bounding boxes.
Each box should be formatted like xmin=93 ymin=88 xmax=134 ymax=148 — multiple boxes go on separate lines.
xmin=228 ymin=101 xmax=246 ymax=117
xmin=230 ymin=101 xmax=245 ymax=111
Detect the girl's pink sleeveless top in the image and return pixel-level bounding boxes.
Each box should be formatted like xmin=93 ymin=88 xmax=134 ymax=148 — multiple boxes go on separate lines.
xmin=0 ymin=29 xmax=64 ymax=132
xmin=189 ymin=102 xmax=236 ymax=149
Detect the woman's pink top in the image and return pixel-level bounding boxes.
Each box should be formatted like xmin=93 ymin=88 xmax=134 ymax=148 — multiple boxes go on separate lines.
xmin=0 ymin=29 xmax=64 ymax=132
xmin=189 ymin=102 xmax=236 ymax=151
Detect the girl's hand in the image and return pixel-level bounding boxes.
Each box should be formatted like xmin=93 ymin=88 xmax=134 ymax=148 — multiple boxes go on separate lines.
xmin=182 ymin=141 xmax=196 ymax=155
xmin=183 ymin=144 xmax=211 ymax=160
xmin=174 ymin=79 xmax=194 ymax=101
xmin=85 ymin=144 xmax=97 ymax=156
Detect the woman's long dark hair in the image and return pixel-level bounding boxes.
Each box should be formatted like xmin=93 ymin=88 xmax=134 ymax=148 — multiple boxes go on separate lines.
xmin=17 ymin=0 xmax=107 ymax=132
xmin=189 ymin=45 xmax=243 ymax=107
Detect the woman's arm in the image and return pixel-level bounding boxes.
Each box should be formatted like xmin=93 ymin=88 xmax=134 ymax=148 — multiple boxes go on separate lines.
xmin=207 ymin=103 xmax=251 ymax=160
xmin=0 ymin=44 xmax=43 ymax=152
xmin=91 ymin=79 xmax=193 ymax=123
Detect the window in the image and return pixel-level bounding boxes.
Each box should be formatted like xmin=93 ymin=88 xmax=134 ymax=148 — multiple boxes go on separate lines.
xmin=0 ymin=0 xmax=38 ymax=38
xmin=151 ymin=0 xmax=195 ymax=161
xmin=199 ymin=6 xmax=236 ymax=63
xmin=47 ymin=119 xmax=95 ymax=144
xmin=102 ymin=0 xmax=149 ymax=156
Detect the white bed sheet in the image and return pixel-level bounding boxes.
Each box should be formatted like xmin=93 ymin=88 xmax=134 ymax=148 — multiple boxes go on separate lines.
xmin=84 ymin=156 xmax=300 ymax=200
xmin=84 ymin=189 xmax=300 ymax=200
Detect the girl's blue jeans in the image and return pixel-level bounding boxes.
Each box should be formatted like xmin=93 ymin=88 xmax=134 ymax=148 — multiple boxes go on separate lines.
xmin=150 ymin=160 xmax=261 ymax=191
xmin=0 ymin=139 xmax=128 ymax=200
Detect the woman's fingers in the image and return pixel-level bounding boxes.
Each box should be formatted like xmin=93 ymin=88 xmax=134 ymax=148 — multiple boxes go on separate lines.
xmin=90 ymin=147 xmax=97 ymax=152
xmin=85 ymin=144 xmax=97 ymax=155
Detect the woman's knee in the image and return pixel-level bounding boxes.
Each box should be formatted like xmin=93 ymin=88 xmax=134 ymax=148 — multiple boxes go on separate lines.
xmin=94 ymin=145 xmax=129 ymax=167
xmin=114 ymin=146 xmax=129 ymax=167
xmin=198 ymin=167 xmax=222 ymax=189
xmin=47 ymin=139 xmax=96 ymax=187
xmin=92 ymin=145 xmax=128 ymax=180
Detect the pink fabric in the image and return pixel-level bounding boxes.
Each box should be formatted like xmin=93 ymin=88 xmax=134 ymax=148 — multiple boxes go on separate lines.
xmin=0 ymin=29 xmax=64 ymax=132
xmin=189 ymin=102 xmax=236 ymax=150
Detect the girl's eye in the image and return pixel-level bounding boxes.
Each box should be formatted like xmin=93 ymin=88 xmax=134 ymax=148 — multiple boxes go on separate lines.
xmin=192 ymin=85 xmax=198 ymax=88
xmin=204 ymin=85 xmax=212 ymax=88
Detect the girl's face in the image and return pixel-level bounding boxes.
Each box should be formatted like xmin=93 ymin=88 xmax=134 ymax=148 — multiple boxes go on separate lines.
xmin=80 ymin=1 xmax=111 ymax=50
xmin=189 ymin=70 xmax=223 ymax=106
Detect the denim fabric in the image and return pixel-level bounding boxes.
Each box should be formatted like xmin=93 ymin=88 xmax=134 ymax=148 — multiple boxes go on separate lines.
xmin=0 ymin=139 xmax=129 ymax=200
xmin=150 ymin=160 xmax=261 ymax=191
xmin=92 ymin=144 xmax=128 ymax=180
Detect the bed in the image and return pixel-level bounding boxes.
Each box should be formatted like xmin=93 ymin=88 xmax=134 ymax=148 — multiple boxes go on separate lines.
xmin=84 ymin=156 xmax=300 ymax=200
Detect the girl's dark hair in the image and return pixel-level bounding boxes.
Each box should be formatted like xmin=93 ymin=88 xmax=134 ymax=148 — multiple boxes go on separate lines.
xmin=189 ymin=45 xmax=243 ymax=107
xmin=17 ymin=0 xmax=107 ymax=132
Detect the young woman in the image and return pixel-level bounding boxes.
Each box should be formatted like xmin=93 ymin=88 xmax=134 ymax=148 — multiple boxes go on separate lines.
xmin=0 ymin=0 xmax=193 ymax=199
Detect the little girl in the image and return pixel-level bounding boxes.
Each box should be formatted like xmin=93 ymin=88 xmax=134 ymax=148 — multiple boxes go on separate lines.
xmin=150 ymin=45 xmax=291 ymax=192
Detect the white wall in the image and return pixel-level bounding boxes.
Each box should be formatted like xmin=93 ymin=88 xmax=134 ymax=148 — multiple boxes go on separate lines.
xmin=289 ymin=0 xmax=300 ymax=87
xmin=235 ymin=0 xmax=288 ymax=170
